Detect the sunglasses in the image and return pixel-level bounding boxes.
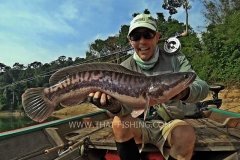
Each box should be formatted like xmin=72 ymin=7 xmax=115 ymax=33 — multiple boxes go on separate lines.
xmin=129 ymin=30 xmax=156 ymax=41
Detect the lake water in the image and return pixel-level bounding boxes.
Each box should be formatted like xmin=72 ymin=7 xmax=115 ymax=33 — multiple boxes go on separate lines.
xmin=0 ymin=115 xmax=58 ymax=133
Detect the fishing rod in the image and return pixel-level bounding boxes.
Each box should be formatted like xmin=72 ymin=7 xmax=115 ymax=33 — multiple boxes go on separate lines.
xmin=16 ymin=124 xmax=106 ymax=160
xmin=1 ymin=0 xmax=191 ymax=89
xmin=159 ymin=0 xmax=190 ymax=54
xmin=16 ymin=136 xmax=89 ymax=160
xmin=0 ymin=47 xmax=132 ymax=90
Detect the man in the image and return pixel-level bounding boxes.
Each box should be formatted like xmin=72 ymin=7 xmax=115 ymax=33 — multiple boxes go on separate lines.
xmin=88 ymin=12 xmax=209 ymax=160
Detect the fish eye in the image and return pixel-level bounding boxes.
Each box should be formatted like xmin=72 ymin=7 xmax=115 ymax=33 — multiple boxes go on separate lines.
xmin=184 ymin=74 xmax=189 ymax=78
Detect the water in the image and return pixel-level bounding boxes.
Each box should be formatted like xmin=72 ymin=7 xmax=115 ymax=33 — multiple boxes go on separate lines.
xmin=0 ymin=115 xmax=58 ymax=133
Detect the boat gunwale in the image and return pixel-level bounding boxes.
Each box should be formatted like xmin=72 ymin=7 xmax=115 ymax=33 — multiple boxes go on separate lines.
xmin=0 ymin=110 xmax=106 ymax=140
xmin=209 ymin=108 xmax=240 ymax=118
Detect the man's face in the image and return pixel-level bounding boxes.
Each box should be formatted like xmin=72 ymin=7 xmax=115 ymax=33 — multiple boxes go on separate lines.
xmin=129 ymin=27 xmax=160 ymax=61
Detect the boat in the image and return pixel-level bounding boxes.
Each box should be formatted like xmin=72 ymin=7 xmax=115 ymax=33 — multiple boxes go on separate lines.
xmin=0 ymin=85 xmax=240 ymax=160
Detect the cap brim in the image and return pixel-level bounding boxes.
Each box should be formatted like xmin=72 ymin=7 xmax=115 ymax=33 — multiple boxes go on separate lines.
xmin=128 ymin=22 xmax=156 ymax=35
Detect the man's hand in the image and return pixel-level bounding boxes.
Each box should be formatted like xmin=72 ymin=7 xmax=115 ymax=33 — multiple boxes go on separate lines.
xmin=171 ymin=87 xmax=190 ymax=101
xmin=87 ymin=92 xmax=121 ymax=113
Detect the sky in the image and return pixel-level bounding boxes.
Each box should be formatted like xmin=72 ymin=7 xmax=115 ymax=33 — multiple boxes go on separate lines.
xmin=0 ymin=0 xmax=206 ymax=67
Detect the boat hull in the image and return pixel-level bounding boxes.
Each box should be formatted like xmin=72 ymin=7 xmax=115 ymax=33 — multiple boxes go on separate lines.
xmin=1 ymin=108 xmax=240 ymax=160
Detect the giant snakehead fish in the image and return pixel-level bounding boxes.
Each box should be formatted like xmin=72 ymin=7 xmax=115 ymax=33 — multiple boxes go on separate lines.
xmin=22 ymin=62 xmax=196 ymax=122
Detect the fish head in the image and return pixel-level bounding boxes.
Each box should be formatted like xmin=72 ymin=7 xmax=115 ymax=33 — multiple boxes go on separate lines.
xmin=148 ymin=72 xmax=196 ymax=103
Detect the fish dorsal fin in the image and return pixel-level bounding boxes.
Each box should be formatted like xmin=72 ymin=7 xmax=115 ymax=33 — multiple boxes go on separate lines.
xmin=49 ymin=62 xmax=145 ymax=85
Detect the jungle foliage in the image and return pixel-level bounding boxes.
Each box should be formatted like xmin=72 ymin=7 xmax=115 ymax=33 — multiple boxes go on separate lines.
xmin=0 ymin=0 xmax=239 ymax=111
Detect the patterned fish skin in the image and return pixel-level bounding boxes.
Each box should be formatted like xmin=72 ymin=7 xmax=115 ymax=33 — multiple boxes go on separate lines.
xmin=22 ymin=63 xmax=196 ymax=122
xmin=148 ymin=72 xmax=196 ymax=103
xmin=48 ymin=70 xmax=148 ymax=100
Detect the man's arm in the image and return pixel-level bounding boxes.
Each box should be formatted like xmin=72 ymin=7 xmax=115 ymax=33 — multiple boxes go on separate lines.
xmin=174 ymin=52 xmax=209 ymax=103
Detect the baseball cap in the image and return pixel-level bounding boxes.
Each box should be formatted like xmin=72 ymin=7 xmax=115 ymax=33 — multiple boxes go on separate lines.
xmin=128 ymin=13 xmax=157 ymax=36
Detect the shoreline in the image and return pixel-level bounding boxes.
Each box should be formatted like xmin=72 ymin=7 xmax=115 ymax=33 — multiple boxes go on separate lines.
xmin=1 ymin=87 xmax=240 ymax=119
xmin=0 ymin=102 xmax=101 ymax=119
xmin=0 ymin=111 xmax=25 ymax=117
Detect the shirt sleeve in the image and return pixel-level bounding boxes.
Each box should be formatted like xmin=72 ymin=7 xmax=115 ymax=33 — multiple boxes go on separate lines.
xmin=172 ymin=52 xmax=209 ymax=103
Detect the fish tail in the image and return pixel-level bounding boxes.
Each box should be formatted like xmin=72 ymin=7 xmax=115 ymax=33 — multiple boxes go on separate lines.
xmin=22 ymin=87 xmax=55 ymax=122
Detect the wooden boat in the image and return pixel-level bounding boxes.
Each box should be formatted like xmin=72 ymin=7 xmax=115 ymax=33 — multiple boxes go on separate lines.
xmin=1 ymin=108 xmax=240 ymax=160
xmin=1 ymin=86 xmax=240 ymax=160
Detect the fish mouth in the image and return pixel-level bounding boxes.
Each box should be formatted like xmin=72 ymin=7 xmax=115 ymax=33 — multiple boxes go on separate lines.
xmin=184 ymin=73 xmax=197 ymax=87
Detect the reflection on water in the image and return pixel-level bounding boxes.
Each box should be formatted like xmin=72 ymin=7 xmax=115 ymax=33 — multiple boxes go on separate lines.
xmin=0 ymin=115 xmax=58 ymax=133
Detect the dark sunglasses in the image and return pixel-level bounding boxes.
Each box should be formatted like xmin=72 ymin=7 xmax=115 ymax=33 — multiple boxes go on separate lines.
xmin=129 ymin=30 xmax=156 ymax=41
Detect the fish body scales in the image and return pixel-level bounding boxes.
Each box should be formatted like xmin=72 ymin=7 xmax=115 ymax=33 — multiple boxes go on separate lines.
xmin=22 ymin=62 xmax=196 ymax=122
xmin=45 ymin=70 xmax=149 ymax=108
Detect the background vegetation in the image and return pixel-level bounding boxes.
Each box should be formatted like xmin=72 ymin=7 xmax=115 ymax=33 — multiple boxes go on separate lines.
xmin=0 ymin=0 xmax=239 ymax=112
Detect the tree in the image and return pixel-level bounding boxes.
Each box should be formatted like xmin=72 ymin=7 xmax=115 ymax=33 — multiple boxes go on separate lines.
xmin=74 ymin=57 xmax=85 ymax=64
xmin=200 ymin=0 xmax=240 ymax=24
xmin=0 ymin=63 xmax=6 ymax=73
xmin=86 ymin=39 xmax=106 ymax=59
xmin=117 ymin=25 xmax=130 ymax=48
xmin=85 ymin=36 xmax=127 ymax=63
xmin=162 ymin=0 xmax=192 ymax=16
xmin=198 ymin=0 xmax=240 ymax=83
xmin=57 ymin=56 xmax=67 ymax=65
xmin=29 ymin=61 xmax=43 ymax=69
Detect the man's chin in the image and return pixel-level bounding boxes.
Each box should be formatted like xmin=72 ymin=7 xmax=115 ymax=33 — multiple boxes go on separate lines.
xmin=139 ymin=55 xmax=151 ymax=61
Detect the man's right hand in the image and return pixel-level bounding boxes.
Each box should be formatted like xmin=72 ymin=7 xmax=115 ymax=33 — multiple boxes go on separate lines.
xmin=87 ymin=92 xmax=121 ymax=113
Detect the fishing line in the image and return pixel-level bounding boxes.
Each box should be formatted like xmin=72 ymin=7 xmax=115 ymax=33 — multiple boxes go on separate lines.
xmin=0 ymin=47 xmax=133 ymax=90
